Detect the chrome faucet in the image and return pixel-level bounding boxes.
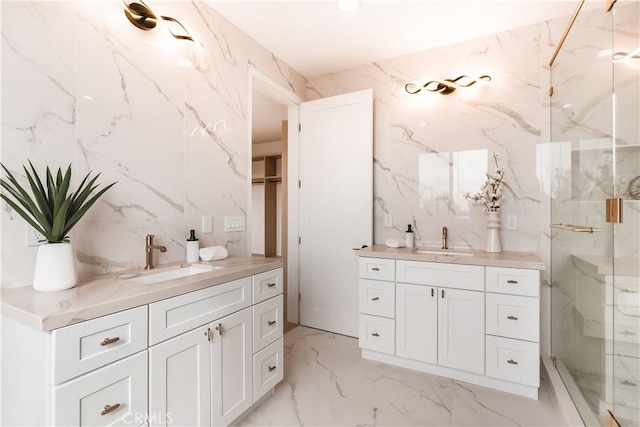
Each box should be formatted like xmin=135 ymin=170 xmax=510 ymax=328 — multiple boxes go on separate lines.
xmin=441 ymin=226 xmax=448 ymax=250
xmin=145 ymin=234 xmax=167 ymax=270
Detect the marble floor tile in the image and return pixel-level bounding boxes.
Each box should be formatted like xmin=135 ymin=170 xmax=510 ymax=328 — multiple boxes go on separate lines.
xmin=239 ymin=326 xmax=568 ymax=427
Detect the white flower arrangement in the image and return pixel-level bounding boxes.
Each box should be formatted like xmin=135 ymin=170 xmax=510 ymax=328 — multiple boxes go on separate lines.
xmin=463 ymin=153 xmax=505 ymax=212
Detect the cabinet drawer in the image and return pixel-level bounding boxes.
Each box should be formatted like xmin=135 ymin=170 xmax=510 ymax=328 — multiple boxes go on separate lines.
xmin=53 ymin=351 xmax=148 ymax=427
xmin=359 ymin=279 xmax=395 ymax=318
xmin=396 ymin=260 xmax=484 ymax=291
xmin=253 ymin=337 xmax=284 ymax=402
xmin=359 ymin=257 xmax=395 ymax=281
xmin=486 ymin=335 xmax=539 ymax=387
xmin=52 ymin=306 xmax=148 ymax=384
xmin=149 ymin=277 xmax=251 ymax=345
xmin=486 ymin=267 xmax=539 ymax=297
xmin=358 ymin=314 xmax=394 ymax=355
xmin=253 ymin=268 xmax=283 ymax=304
xmin=253 ymin=294 xmax=283 ymax=351
xmin=486 ymin=293 xmax=539 ymax=342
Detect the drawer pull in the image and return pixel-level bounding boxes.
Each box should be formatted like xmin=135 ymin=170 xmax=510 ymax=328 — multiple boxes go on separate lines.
xmin=507 ymin=359 xmax=518 ymax=365
xmin=371 ymin=332 xmax=380 ymax=337
xmin=621 ymin=380 xmax=637 ymax=387
xmin=267 ymin=282 xmax=277 ymax=288
xmin=101 ymin=403 xmax=121 ymax=416
xmin=441 ymin=289 xmax=445 ymax=299
xmin=100 ymin=337 xmax=120 ymax=346
xmin=507 ymin=280 xmax=518 ymax=284
xmin=371 ymin=297 xmax=380 ymax=301
xmin=371 ymin=267 xmax=380 ymax=271
xmin=431 ymin=288 xmax=434 ymax=297
xmin=215 ymin=323 xmax=222 ymax=336
xmin=507 ymin=315 xmax=519 ymax=320
xmin=268 ymin=320 xmax=277 ymax=326
xmin=268 ymin=365 xmax=277 ymax=372
xmin=620 ymin=330 xmax=636 ymax=336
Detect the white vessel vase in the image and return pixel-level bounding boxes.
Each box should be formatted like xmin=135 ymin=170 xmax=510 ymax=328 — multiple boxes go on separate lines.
xmin=485 ymin=211 xmax=502 ymax=253
xmin=33 ymin=242 xmax=78 ymax=292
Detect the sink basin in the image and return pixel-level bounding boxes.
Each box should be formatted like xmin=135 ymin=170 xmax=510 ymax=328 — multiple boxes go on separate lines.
xmin=416 ymin=249 xmax=473 ymax=257
xmin=122 ymin=264 xmax=222 ymax=284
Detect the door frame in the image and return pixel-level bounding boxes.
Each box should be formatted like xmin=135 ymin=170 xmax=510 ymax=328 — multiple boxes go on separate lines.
xmin=247 ymin=66 xmax=302 ymax=324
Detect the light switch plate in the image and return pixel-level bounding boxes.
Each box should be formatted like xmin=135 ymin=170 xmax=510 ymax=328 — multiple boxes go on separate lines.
xmin=224 ymin=216 xmax=246 ymax=232
xmin=506 ymin=215 xmax=518 ymax=230
xmin=202 ymin=216 xmax=213 ymax=234
xmin=384 ymin=213 xmax=393 ymax=228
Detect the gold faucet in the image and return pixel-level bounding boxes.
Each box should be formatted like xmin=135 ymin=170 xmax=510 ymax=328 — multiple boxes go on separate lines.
xmin=442 ymin=226 xmax=448 ymax=250
xmin=145 ymin=234 xmax=167 ymax=270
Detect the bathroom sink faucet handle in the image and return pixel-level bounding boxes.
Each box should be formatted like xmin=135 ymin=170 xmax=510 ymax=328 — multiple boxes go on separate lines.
xmin=442 ymin=226 xmax=448 ymax=250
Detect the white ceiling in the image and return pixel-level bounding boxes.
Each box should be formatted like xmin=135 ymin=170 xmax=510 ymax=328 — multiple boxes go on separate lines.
xmin=207 ymin=0 xmax=601 ymax=78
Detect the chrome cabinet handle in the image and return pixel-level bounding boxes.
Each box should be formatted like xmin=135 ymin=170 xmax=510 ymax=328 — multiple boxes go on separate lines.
xmin=100 ymin=337 xmax=120 ymax=346
xmin=268 ymin=320 xmax=276 ymax=326
xmin=371 ymin=267 xmax=380 ymax=271
xmin=507 ymin=359 xmax=518 ymax=365
xmin=267 ymin=282 xmax=276 ymax=288
xmin=101 ymin=403 xmax=120 ymax=416
xmin=507 ymin=280 xmax=518 ymax=284
xmin=372 ymin=332 xmax=380 ymax=337
xmin=268 ymin=365 xmax=277 ymax=372
xmin=507 ymin=315 xmax=518 ymax=320
xmin=371 ymin=297 xmax=380 ymax=301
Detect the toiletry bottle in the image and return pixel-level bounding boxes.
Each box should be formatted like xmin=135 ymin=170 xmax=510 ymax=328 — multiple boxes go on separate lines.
xmin=405 ymin=224 xmax=414 ymax=248
xmin=186 ymin=229 xmax=199 ymax=263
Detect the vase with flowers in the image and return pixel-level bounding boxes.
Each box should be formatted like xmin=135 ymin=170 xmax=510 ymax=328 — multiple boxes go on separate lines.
xmin=463 ymin=153 xmax=505 ymax=253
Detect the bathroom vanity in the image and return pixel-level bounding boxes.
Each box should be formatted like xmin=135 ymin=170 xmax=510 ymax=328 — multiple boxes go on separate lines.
xmin=0 ymin=257 xmax=283 ymax=427
xmin=357 ymin=245 xmax=544 ymax=399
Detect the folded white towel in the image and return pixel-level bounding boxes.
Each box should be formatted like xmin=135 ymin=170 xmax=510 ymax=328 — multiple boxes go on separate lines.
xmin=199 ymin=245 xmax=229 ymax=261
xmin=385 ymin=238 xmax=406 ymax=248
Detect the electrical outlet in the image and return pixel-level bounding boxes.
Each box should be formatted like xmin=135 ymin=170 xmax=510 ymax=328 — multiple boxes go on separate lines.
xmin=506 ymin=215 xmax=518 ymax=231
xmin=25 ymin=223 xmax=44 ymax=246
xmin=384 ymin=213 xmax=393 ymax=228
xmin=202 ymin=216 xmax=213 ymax=234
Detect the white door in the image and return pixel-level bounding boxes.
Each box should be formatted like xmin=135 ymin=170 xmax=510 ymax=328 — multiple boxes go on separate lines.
xmin=299 ymin=89 xmax=373 ymax=337
xmin=149 ymin=327 xmax=211 ymax=427
xmin=211 ymin=308 xmax=253 ymax=427
xmin=396 ymin=283 xmax=438 ymax=364
xmin=437 ymin=288 xmax=485 ymax=374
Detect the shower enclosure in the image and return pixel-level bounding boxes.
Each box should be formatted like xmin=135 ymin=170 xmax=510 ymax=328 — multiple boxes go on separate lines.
xmin=550 ymin=1 xmax=640 ymax=425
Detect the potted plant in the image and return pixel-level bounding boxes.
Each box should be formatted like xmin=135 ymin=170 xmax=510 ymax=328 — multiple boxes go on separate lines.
xmin=0 ymin=161 xmax=116 ymax=291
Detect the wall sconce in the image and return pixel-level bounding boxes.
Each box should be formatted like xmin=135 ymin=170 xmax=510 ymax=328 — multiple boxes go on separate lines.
xmin=405 ymin=75 xmax=492 ymax=95
xmin=123 ymin=0 xmax=203 ymax=47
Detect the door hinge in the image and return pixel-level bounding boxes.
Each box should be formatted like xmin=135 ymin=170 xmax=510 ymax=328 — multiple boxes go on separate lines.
xmin=298 ymin=123 xmax=301 ymax=132
xmin=204 ymin=328 xmax=212 ymax=341
xmin=551 ymin=356 xmax=557 ymax=368
xmin=605 ymin=198 xmax=623 ymax=223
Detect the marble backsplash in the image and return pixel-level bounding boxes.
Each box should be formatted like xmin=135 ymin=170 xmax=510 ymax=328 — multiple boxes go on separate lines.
xmin=0 ymin=1 xmax=305 ymax=286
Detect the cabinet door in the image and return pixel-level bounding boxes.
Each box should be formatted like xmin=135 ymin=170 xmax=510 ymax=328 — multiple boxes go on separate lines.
xmin=212 ymin=308 xmax=253 ymax=426
xmin=395 ymin=283 xmax=437 ymax=364
xmin=149 ymin=327 xmax=211 ymax=427
xmin=437 ymin=288 xmax=485 ymax=374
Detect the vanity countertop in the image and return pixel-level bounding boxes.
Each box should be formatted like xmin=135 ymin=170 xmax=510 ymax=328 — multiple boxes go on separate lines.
xmin=1 ymin=256 xmax=282 ymax=332
xmin=358 ymin=244 xmax=545 ymax=270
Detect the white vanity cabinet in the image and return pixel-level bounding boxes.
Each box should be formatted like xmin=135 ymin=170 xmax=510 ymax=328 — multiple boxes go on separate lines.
xmin=358 ymin=255 xmax=541 ymax=399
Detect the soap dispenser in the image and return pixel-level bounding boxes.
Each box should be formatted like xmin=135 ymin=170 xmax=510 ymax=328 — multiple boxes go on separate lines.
xmin=405 ymin=224 xmax=414 ymax=248
xmin=186 ymin=229 xmax=200 ymax=263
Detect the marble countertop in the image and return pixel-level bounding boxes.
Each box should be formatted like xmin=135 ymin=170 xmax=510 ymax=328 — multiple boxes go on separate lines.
xmin=358 ymin=245 xmax=545 ymax=270
xmin=1 ymin=256 xmax=283 ymax=332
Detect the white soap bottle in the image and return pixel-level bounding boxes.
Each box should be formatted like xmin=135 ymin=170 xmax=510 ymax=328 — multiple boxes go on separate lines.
xmin=405 ymin=224 xmax=414 ymax=248
xmin=186 ymin=229 xmax=200 ymax=263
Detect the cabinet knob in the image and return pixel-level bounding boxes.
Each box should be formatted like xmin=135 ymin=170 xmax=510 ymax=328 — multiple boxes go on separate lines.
xmin=100 ymin=337 xmax=120 ymax=346
xmin=371 ymin=297 xmax=380 ymax=301
xmin=267 ymin=282 xmax=277 ymax=288
xmin=371 ymin=267 xmax=380 ymax=271
xmin=507 ymin=315 xmax=518 ymax=320
xmin=371 ymin=332 xmax=380 ymax=337
xmin=507 ymin=280 xmax=518 ymax=284
xmin=268 ymin=320 xmax=276 ymax=326
xmin=507 ymin=359 xmax=518 ymax=365
xmin=100 ymin=403 xmax=121 ymax=416
xmin=268 ymin=365 xmax=277 ymax=372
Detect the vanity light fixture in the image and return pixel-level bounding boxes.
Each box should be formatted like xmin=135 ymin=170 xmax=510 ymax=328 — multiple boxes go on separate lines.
xmin=123 ymin=0 xmax=203 ymax=47
xmin=405 ymin=75 xmax=492 ymax=95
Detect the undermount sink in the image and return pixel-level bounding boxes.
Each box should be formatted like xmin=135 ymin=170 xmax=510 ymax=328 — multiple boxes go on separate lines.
xmin=121 ymin=264 xmax=222 ymax=284
xmin=415 ymin=248 xmax=474 ymax=257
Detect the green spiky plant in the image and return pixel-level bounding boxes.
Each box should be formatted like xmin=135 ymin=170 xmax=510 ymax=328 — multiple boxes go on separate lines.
xmin=0 ymin=161 xmax=116 ymax=243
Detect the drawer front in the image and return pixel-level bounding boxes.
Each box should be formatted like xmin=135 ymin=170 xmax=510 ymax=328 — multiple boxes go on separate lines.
xmin=359 ymin=257 xmax=395 ymax=281
xmin=52 ymin=306 xmax=148 ymax=384
xmin=53 ymin=351 xmax=148 ymax=427
xmin=485 ymin=335 xmax=539 ymax=387
xmin=149 ymin=277 xmax=251 ymax=345
xmin=253 ymin=268 xmax=283 ymax=304
xmin=486 ymin=293 xmax=539 ymax=342
xmin=358 ymin=314 xmax=394 ymax=355
xmin=253 ymin=337 xmax=284 ymax=402
xmin=359 ymin=279 xmax=395 ymax=318
xmin=253 ymin=294 xmax=284 ymax=351
xmin=396 ymin=260 xmax=484 ymax=291
xmin=486 ymin=267 xmax=539 ymax=297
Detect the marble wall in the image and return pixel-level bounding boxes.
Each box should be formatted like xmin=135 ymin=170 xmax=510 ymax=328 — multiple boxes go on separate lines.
xmin=0 ymin=1 xmax=305 ymax=287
